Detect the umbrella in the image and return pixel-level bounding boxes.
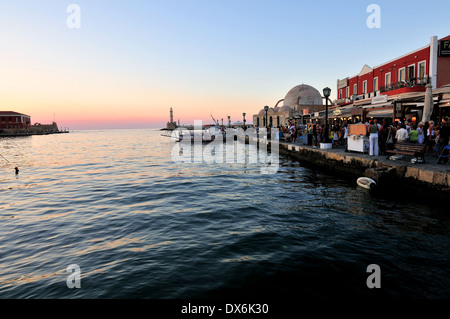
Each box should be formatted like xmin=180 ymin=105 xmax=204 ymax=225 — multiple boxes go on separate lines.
xmin=422 ymin=83 xmax=433 ymax=123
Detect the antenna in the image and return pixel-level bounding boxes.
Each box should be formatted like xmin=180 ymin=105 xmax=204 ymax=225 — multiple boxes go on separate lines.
xmin=210 ymin=114 xmax=218 ymax=126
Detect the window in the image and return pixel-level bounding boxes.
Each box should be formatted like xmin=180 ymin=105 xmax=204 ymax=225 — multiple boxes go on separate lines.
xmin=418 ymin=61 xmax=426 ymax=79
xmin=385 ymin=73 xmax=391 ymax=87
xmin=399 ymin=67 xmax=406 ymax=82
xmin=346 ymin=87 xmax=349 ymax=98
xmin=373 ymin=77 xmax=379 ymax=92
xmin=339 ymin=89 xmax=342 ymax=99
xmin=407 ymin=64 xmax=415 ymax=81
xmin=354 ymin=84 xmax=357 ymax=95
xmin=363 ymin=81 xmax=367 ymax=94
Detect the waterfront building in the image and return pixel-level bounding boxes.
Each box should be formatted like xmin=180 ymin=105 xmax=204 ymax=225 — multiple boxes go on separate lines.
xmin=253 ymin=84 xmax=325 ymax=127
xmin=0 ymin=111 xmax=31 ymax=131
xmin=334 ymin=35 xmax=450 ymax=124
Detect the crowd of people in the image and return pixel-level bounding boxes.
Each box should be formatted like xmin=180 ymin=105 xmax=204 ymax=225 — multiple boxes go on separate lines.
xmin=365 ymin=117 xmax=450 ymax=157
xmin=277 ymin=116 xmax=450 ymax=159
xmin=279 ymin=121 xmax=349 ymax=148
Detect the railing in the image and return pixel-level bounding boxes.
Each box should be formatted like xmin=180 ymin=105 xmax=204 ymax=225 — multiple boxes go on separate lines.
xmin=380 ymin=76 xmax=430 ymax=93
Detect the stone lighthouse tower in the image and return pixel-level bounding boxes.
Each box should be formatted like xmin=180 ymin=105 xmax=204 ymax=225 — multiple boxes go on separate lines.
xmin=166 ymin=107 xmax=178 ymax=130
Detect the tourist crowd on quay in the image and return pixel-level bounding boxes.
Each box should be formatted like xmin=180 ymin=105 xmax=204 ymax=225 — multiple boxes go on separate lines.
xmin=277 ymin=117 xmax=450 ymax=159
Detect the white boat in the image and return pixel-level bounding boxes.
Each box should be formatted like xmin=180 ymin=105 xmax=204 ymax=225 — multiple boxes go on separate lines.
xmin=174 ymin=125 xmax=225 ymax=143
xmin=357 ymin=177 xmax=376 ymax=190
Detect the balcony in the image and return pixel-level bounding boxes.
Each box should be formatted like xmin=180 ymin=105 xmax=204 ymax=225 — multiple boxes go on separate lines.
xmin=380 ymin=76 xmax=430 ymax=93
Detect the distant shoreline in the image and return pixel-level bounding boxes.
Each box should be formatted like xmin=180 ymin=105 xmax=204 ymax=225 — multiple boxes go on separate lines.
xmin=0 ymin=131 xmax=69 ymax=138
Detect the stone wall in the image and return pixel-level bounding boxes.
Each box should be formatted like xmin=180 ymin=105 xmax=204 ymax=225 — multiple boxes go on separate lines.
xmin=277 ymin=142 xmax=450 ymax=201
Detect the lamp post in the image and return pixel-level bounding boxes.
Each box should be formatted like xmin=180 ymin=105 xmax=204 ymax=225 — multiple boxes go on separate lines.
xmin=242 ymin=112 xmax=246 ymax=129
xmin=323 ymin=87 xmax=331 ymax=143
xmin=228 ymin=115 xmax=231 ymax=128
xmin=264 ymin=105 xmax=269 ymax=130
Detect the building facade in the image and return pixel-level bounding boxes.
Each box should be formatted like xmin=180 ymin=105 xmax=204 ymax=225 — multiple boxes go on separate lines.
xmin=334 ymin=35 xmax=450 ymax=123
xmin=0 ymin=111 xmax=31 ymax=131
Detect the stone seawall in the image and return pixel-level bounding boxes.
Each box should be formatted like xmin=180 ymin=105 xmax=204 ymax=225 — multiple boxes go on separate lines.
xmin=276 ymin=141 xmax=450 ymax=202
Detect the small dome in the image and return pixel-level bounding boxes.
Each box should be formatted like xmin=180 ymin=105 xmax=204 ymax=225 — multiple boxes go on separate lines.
xmin=259 ymin=109 xmax=266 ymax=115
xmin=268 ymin=107 xmax=277 ymax=114
xmin=278 ymin=105 xmax=291 ymax=112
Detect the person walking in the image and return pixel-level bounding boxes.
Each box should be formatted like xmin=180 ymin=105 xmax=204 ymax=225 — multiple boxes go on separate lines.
xmin=368 ymin=120 xmax=379 ymax=156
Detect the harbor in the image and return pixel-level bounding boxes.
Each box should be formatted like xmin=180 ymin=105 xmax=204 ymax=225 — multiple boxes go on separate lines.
xmin=3 ymin=1 xmax=450 ymax=307
xmin=0 ymin=111 xmax=69 ymax=138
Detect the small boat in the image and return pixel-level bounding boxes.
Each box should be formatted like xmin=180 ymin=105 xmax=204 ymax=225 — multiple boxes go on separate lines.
xmin=174 ymin=125 xmax=225 ymax=143
xmin=357 ymin=177 xmax=376 ymax=190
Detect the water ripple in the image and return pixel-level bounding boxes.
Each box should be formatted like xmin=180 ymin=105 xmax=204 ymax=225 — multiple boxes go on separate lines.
xmin=0 ymin=129 xmax=449 ymax=299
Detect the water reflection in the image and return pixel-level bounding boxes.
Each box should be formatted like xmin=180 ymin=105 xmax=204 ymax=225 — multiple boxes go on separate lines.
xmin=0 ymin=129 xmax=449 ymax=299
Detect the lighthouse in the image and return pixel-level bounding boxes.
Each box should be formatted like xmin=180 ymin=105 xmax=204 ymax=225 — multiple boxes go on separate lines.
xmin=166 ymin=107 xmax=178 ymax=130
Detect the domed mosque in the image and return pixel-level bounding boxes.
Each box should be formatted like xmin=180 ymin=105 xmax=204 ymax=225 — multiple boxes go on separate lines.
xmin=253 ymin=84 xmax=325 ymax=128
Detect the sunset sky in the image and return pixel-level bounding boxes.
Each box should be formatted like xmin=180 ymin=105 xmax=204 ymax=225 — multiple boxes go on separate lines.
xmin=1 ymin=0 xmax=449 ymax=129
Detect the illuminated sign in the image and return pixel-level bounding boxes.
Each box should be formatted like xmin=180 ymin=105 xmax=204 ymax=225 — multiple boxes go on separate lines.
xmin=439 ymin=40 xmax=450 ymax=57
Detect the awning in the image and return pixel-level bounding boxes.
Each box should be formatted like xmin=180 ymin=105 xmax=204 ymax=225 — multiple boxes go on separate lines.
xmin=363 ymin=102 xmax=393 ymax=109
xmin=328 ymin=105 xmax=358 ymax=118
xmin=440 ymin=101 xmax=450 ymax=108
xmin=366 ymin=107 xmax=394 ymax=118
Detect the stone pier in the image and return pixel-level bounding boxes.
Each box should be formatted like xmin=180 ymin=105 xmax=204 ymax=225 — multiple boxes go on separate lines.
xmin=274 ymin=140 xmax=450 ymax=201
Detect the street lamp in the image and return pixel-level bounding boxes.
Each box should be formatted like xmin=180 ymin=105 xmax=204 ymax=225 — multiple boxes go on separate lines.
xmin=242 ymin=112 xmax=246 ymax=129
xmin=228 ymin=115 xmax=231 ymax=128
xmin=323 ymin=87 xmax=331 ymax=143
xmin=264 ymin=105 xmax=269 ymax=130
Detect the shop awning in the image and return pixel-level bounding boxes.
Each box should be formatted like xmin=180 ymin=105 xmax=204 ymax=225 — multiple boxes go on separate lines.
xmin=329 ymin=105 xmax=358 ymax=118
xmin=363 ymin=102 xmax=393 ymax=109
xmin=439 ymin=100 xmax=450 ymax=108
xmin=366 ymin=107 xmax=394 ymax=118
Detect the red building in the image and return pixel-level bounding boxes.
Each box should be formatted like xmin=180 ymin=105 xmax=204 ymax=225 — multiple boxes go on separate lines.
xmin=335 ymin=35 xmax=450 ymax=123
xmin=0 ymin=111 xmax=31 ymax=130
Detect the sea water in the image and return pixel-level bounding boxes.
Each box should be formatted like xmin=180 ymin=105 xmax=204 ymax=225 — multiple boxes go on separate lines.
xmin=0 ymin=129 xmax=449 ymax=299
